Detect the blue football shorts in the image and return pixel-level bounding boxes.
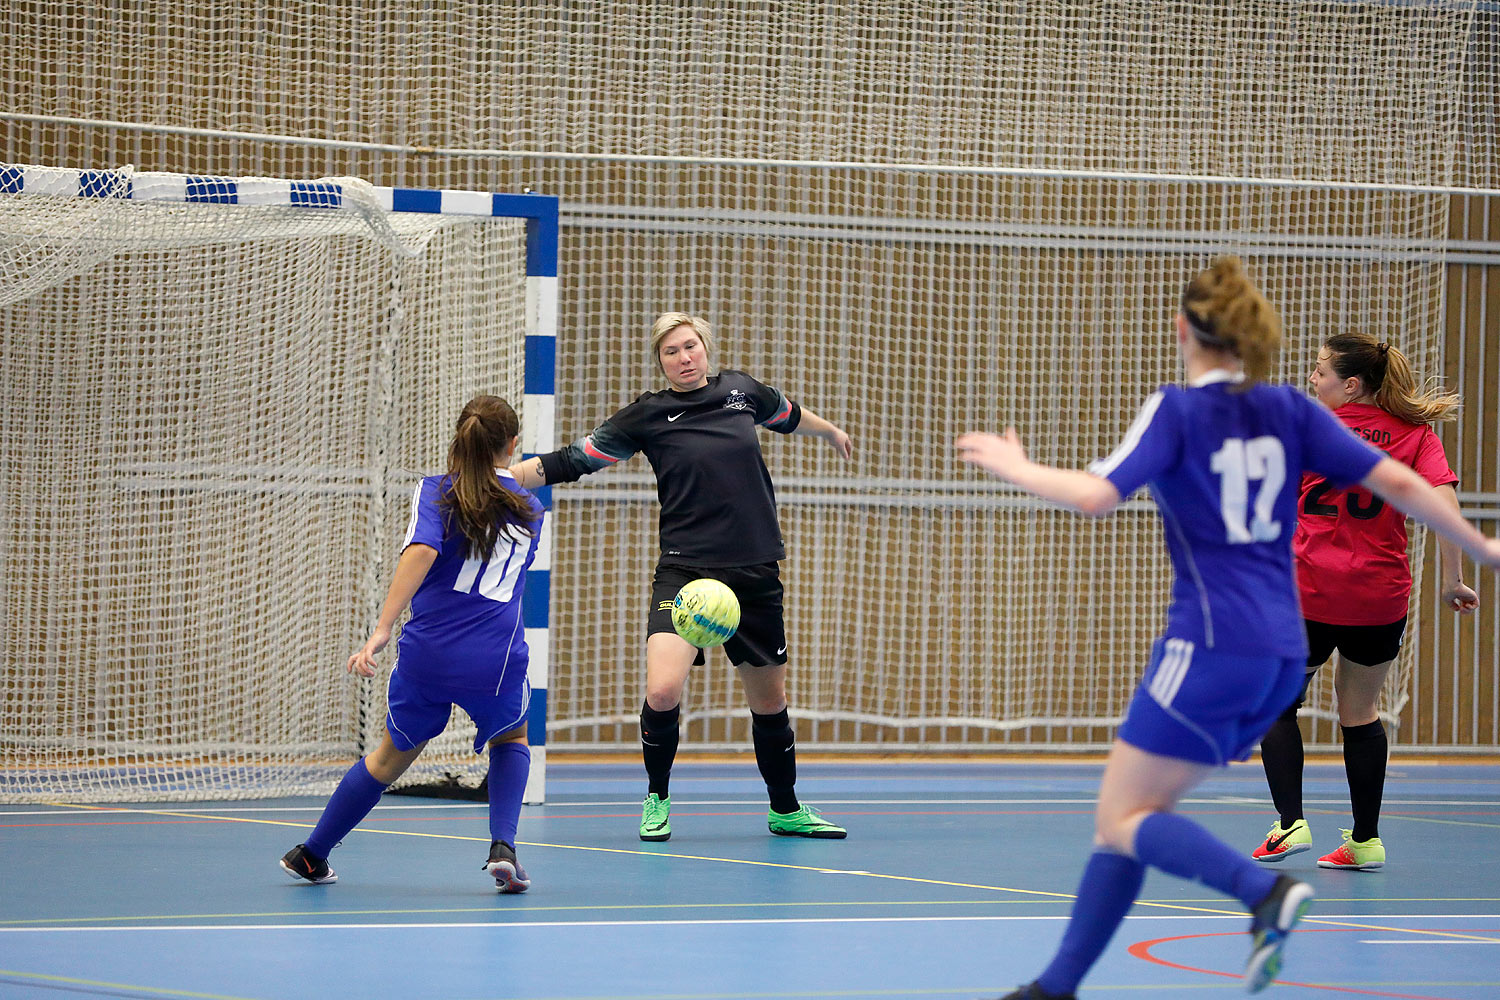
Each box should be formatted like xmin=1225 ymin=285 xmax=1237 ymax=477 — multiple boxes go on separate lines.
xmin=1117 ymin=637 xmax=1306 ymax=766
xmin=384 ymin=665 xmax=530 ymax=754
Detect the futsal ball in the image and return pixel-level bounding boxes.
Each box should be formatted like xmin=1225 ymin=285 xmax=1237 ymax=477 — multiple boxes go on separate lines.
xmin=670 ymin=578 xmax=741 ymax=648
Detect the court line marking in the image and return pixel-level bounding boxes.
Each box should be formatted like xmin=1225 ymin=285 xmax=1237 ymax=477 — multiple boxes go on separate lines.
xmin=5 ymin=916 xmax=1500 ymax=935
xmin=36 ymin=803 xmax=1500 ymax=934
xmin=6 ymin=904 xmax=1498 ymax=928
xmin=0 ymin=969 xmax=258 ymax=1000
xmin=1360 ymin=939 xmax=1499 ymax=945
xmin=6 ymin=794 xmax=1497 ymax=815
xmin=1131 ymin=929 xmax=1500 ymax=1000
xmin=11 ymin=917 xmax=1500 ymax=935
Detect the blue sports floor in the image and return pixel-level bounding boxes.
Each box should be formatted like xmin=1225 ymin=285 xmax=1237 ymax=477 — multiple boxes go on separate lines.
xmin=2 ymin=758 xmax=1497 ymax=999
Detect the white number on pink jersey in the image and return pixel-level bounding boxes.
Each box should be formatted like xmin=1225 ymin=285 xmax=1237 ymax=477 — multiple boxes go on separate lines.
xmin=1210 ymin=436 xmax=1286 ymax=543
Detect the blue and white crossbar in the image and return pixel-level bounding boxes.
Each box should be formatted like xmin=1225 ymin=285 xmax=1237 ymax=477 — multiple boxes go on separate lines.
xmin=2 ymin=164 xmax=558 ymax=803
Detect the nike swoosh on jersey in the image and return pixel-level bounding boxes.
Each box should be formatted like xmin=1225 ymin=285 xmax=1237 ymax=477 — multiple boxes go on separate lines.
xmin=776 ymin=645 xmax=787 ymax=655
xmin=667 ymin=412 xmax=685 ymax=422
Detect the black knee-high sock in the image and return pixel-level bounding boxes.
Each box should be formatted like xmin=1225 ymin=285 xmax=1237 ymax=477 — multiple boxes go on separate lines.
xmin=1343 ymin=719 xmax=1387 ymax=843
xmin=640 ymin=702 xmax=680 ymax=799
xmin=1259 ymin=705 xmax=1305 ymax=829
xmin=751 ymin=708 xmax=799 ymax=814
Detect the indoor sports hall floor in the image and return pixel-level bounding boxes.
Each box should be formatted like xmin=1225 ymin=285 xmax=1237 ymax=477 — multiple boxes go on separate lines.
xmin=2 ymin=758 xmax=1498 ymax=1000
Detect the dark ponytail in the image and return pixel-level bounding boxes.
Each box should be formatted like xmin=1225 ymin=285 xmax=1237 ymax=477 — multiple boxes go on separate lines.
xmin=441 ymin=395 xmax=540 ymax=559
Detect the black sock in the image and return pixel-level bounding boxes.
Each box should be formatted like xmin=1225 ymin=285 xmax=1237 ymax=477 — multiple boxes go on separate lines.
xmin=640 ymin=702 xmax=680 ymax=800
xmin=1259 ymin=707 xmax=1305 ymax=829
xmin=1342 ymin=719 xmax=1387 ymax=843
xmin=751 ymin=707 xmax=798 ymax=814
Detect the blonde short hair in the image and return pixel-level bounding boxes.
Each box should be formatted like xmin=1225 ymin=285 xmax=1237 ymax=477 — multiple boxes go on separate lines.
xmin=1181 ymin=256 xmax=1281 ymax=387
xmin=649 ymin=312 xmax=716 ymax=376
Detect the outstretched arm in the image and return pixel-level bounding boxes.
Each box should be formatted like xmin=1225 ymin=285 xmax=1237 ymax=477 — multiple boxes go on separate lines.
xmin=1365 ymin=458 xmax=1500 ymax=570
xmin=347 ymin=543 xmax=439 ymax=677
xmin=1432 ymin=484 xmax=1480 ymax=613
xmin=509 ymin=456 xmax=546 ymax=490
xmin=793 ymin=406 xmax=853 ymax=459
xmin=956 ymin=428 xmax=1121 ymax=517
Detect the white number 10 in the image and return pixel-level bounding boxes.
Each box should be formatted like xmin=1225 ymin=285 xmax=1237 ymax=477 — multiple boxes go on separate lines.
xmin=453 ymin=536 xmax=527 ymax=603
xmin=1210 ymin=436 xmax=1286 ymax=543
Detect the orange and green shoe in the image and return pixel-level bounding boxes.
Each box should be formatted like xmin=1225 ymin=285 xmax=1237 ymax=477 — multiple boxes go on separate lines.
xmin=1317 ymin=830 xmax=1385 ymax=870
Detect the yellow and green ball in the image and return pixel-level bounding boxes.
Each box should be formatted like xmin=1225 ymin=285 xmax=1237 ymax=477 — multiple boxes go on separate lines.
xmin=670 ymin=578 xmax=741 ymax=648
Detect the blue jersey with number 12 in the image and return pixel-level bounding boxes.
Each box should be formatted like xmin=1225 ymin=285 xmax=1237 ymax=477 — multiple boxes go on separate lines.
xmin=1089 ymin=372 xmax=1382 ymax=658
xmin=395 ymin=470 xmax=545 ymax=691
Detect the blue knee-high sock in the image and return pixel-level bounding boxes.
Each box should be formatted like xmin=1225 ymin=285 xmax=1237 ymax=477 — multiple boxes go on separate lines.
xmin=487 ymin=741 xmax=531 ymax=847
xmin=1035 ymin=850 xmax=1146 ymax=997
xmin=305 ymin=758 xmax=387 ymax=859
xmin=1134 ymin=811 xmax=1278 ymax=908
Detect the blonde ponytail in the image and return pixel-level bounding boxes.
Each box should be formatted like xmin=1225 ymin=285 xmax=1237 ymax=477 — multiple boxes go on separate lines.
xmin=1325 ymin=332 xmax=1459 ymax=424
xmin=1180 ymin=256 xmax=1282 ymax=386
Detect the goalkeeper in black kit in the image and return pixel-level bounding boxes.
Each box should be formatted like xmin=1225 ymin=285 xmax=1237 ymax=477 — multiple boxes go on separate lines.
xmin=511 ymin=312 xmax=852 ymax=841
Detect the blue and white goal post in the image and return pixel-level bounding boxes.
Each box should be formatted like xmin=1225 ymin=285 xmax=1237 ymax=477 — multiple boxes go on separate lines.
xmin=371 ymin=182 xmax=561 ymax=806
xmin=0 ymin=164 xmax=559 ymax=804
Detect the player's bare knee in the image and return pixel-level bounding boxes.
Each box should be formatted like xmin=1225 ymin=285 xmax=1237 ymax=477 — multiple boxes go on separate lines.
xmin=644 ymin=688 xmax=682 ymax=712
xmin=1093 ymin=808 xmax=1150 ymax=855
xmin=1337 ymin=707 xmax=1380 ymax=728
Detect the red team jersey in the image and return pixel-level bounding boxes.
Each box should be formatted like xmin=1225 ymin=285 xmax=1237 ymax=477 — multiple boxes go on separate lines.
xmin=1294 ymin=403 xmax=1457 ymax=626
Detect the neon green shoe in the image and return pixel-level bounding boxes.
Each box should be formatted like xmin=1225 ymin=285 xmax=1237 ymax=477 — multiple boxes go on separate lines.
xmin=768 ymin=803 xmax=846 ymax=839
xmin=1317 ymin=829 xmax=1385 ymax=870
xmin=639 ymin=793 xmax=671 ymax=842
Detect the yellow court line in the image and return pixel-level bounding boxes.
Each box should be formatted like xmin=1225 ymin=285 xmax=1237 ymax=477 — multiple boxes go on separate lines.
xmin=1380 ymin=815 xmax=1500 ymax=831
xmin=1297 ymin=916 xmax=1500 ymax=945
xmin=0 ymin=968 xmax=261 ymax=1000
xmin=45 ymin=802 xmax=1500 ymax=939
xmin=0 ymin=898 xmax=1067 ymax=927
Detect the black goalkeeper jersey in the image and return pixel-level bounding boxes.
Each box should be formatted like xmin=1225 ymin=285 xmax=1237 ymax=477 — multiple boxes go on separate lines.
xmin=538 ymin=370 xmax=802 ymax=567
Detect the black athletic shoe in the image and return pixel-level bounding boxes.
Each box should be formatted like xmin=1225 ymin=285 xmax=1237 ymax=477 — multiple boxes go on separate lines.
xmin=279 ymin=844 xmax=337 ymax=884
xmin=989 ymin=982 xmax=1076 ymax=1000
xmin=1246 ymin=874 xmax=1315 ymax=992
xmin=483 ymin=840 xmax=531 ymax=893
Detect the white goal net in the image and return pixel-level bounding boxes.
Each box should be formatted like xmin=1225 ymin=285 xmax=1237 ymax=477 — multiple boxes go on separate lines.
xmin=0 ymin=166 xmax=531 ymax=801
xmin=2 ymin=0 xmax=1494 ymax=766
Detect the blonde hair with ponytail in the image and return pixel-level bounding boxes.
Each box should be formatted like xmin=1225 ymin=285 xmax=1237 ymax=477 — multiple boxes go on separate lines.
xmin=1324 ymin=331 xmax=1460 ymax=425
xmin=1180 ymin=256 xmax=1282 ymax=386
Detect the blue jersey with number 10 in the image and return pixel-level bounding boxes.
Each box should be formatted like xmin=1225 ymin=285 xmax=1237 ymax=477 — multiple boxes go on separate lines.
xmin=394 ymin=470 xmax=545 ymax=692
xmin=1090 ymin=372 xmax=1382 ymax=659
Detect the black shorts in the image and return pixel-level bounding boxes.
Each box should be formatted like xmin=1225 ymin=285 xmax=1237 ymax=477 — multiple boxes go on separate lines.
xmin=648 ymin=561 xmax=787 ymax=667
xmin=1304 ymin=616 xmax=1407 ymax=671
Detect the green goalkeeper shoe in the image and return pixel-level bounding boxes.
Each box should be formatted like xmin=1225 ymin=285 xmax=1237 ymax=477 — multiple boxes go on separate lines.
xmin=639 ymin=793 xmax=671 ymax=842
xmin=768 ymin=803 xmax=847 ymax=839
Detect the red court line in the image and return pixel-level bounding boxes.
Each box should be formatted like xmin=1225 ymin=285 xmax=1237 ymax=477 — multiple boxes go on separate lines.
xmin=1129 ymin=928 xmax=1498 ymax=1000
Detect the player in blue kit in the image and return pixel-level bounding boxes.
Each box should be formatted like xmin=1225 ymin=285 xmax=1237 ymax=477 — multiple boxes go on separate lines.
xmin=511 ymin=312 xmax=852 ymax=841
xmin=956 ymin=257 xmax=1500 ymax=999
xmin=280 ymin=395 xmax=545 ymax=893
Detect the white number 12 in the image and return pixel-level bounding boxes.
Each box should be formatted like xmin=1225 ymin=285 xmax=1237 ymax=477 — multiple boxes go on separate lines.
xmin=1210 ymin=436 xmax=1286 ymax=543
